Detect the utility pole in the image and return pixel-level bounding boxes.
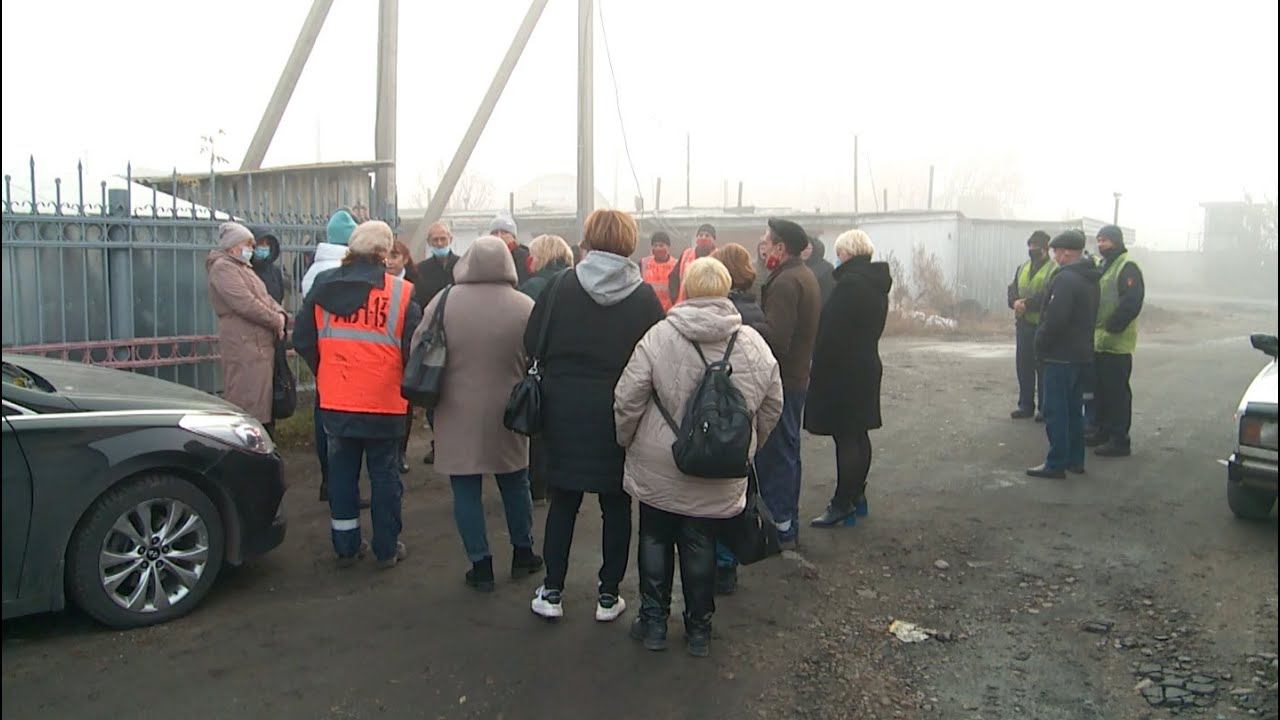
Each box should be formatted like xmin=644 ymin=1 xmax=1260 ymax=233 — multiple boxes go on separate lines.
xmin=242 ymin=0 xmax=335 ymax=170
xmin=853 ymin=134 xmax=859 ymax=213
xmin=927 ymin=165 xmax=935 ymax=210
xmin=576 ymin=0 xmax=594 ymax=236
xmin=685 ymin=132 xmax=691 ymax=208
xmin=373 ymin=0 xmax=399 ymax=221
xmin=883 ymin=189 xmax=888 ymax=213
xmin=1113 ymin=192 xmax=1122 ymax=225
xmin=654 ymin=177 xmax=662 ymax=212
xmin=408 ymin=0 xmax=549 ymax=254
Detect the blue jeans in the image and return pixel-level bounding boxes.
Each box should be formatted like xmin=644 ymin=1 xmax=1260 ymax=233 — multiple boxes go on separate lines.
xmin=1042 ymin=362 xmax=1086 ymax=470
xmin=757 ymin=387 xmax=806 ymax=535
xmin=327 ymin=435 xmax=403 ymax=561
xmin=449 ymin=470 xmax=535 ymax=563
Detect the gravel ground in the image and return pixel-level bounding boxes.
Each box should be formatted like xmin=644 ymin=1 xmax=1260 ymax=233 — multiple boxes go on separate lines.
xmin=3 ymin=297 xmax=1276 ymax=720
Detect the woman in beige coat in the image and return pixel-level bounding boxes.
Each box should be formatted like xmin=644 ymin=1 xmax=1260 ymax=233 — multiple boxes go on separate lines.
xmin=614 ymin=257 xmax=783 ymax=657
xmin=414 ymin=236 xmax=543 ymax=592
xmin=206 ymin=222 xmax=286 ymax=430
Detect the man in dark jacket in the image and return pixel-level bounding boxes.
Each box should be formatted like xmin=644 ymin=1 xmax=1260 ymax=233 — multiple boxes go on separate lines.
xmin=1027 ymin=230 xmax=1100 ymax=479
xmin=489 ymin=212 xmax=531 ymax=285
xmin=412 ymin=220 xmax=458 ymax=465
xmin=1007 ymin=230 xmax=1054 ymax=420
xmin=1089 ymin=225 xmax=1144 ymax=457
xmin=757 ymin=218 xmax=822 ymax=547
xmin=249 ymin=228 xmax=286 ymax=304
xmin=293 ymin=221 xmax=423 ymax=567
xmin=802 ymin=236 xmax=836 ymax=306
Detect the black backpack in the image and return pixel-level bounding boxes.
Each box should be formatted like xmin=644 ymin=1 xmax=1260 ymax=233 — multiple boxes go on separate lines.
xmin=652 ymin=331 xmax=753 ymax=479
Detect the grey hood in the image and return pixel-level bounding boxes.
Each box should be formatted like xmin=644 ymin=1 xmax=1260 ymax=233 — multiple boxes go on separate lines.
xmin=576 ymin=250 xmax=643 ymax=307
xmin=665 ymin=297 xmax=743 ymax=344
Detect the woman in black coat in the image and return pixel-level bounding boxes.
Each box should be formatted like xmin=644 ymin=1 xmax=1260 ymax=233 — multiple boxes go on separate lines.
xmin=804 ymin=229 xmax=891 ymax=528
xmin=525 ymin=211 xmax=663 ymax=621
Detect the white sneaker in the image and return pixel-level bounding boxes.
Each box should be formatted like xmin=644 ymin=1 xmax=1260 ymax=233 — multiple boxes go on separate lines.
xmin=531 ymin=585 xmax=563 ymax=619
xmin=595 ymin=593 xmax=627 ymax=622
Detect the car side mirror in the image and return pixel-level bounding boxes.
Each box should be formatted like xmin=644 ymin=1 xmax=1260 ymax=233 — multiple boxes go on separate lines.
xmin=1250 ymin=333 xmax=1279 ymax=358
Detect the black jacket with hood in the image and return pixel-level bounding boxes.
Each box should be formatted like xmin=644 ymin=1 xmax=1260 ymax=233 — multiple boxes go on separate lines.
xmin=1034 ymin=257 xmax=1101 ymax=364
xmin=805 ymin=238 xmax=837 ymax=306
xmin=293 ymin=259 xmax=424 ymax=438
xmin=804 ymin=257 xmax=892 ymax=435
xmin=249 ymin=228 xmax=286 ymax=304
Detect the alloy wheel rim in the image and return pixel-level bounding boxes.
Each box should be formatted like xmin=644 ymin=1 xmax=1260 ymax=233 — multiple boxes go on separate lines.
xmin=98 ymin=498 xmax=210 ymax=613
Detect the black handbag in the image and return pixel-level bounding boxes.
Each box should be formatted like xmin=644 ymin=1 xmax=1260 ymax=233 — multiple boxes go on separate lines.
xmin=504 ymin=270 xmax=570 ymax=436
xmin=271 ymin=336 xmax=297 ymax=420
xmin=719 ymin=463 xmax=781 ymax=565
xmin=401 ymin=285 xmax=452 ymax=409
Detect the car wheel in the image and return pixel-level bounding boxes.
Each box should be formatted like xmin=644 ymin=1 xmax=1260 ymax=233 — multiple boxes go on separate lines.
xmin=67 ymin=474 xmax=225 ymax=628
xmin=1227 ymin=477 xmax=1277 ymax=521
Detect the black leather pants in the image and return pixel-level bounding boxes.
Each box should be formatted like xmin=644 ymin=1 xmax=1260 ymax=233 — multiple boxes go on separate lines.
xmin=637 ymin=502 xmax=716 ymax=633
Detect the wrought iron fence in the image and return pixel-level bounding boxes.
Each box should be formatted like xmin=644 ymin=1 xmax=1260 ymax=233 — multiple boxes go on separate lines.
xmin=2 ymin=158 xmax=337 ymax=394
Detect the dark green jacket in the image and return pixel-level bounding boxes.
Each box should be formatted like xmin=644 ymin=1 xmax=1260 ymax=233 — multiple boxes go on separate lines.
xmin=518 ymin=260 xmax=570 ymax=302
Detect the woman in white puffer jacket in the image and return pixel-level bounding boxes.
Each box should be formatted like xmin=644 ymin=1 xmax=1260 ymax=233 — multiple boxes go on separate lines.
xmin=614 ymin=257 xmax=783 ymax=658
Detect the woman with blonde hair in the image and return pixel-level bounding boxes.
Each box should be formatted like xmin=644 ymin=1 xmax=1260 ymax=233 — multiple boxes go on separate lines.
xmin=518 ymin=234 xmax=574 ymax=301
xmin=615 ymin=256 xmax=783 ymax=656
xmin=804 ymin=228 xmax=891 ymax=527
xmin=527 ymin=210 xmax=664 ymax=622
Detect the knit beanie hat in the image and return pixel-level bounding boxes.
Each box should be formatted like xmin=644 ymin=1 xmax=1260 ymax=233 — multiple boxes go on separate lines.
xmin=1028 ymin=230 xmax=1051 ymax=248
xmin=1096 ymin=225 xmax=1125 ymax=247
xmin=348 ymin=221 xmax=394 ymax=256
xmin=488 ymin=212 xmax=518 ymax=237
xmin=326 ymin=210 xmax=357 ymax=246
xmin=696 ymin=223 xmax=717 ymax=239
xmin=218 ymin=222 xmax=253 ymax=249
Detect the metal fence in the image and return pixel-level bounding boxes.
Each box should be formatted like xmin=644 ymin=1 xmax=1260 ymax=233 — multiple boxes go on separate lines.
xmin=2 ymin=159 xmax=332 ymax=393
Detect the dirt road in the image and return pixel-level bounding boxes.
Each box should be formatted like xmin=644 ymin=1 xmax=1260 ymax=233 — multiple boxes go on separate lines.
xmin=3 ymin=299 xmax=1277 ymax=719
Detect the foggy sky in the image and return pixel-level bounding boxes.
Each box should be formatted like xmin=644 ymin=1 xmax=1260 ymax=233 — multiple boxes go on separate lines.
xmin=2 ymin=0 xmax=1277 ymax=250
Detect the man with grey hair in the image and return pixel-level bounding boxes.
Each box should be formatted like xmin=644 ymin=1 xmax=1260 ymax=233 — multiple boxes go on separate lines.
xmin=294 ymin=221 xmax=423 ymax=569
xmin=489 ymin=212 xmax=531 ymax=285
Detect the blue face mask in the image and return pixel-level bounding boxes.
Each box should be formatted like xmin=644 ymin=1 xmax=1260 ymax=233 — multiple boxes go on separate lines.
xmin=253 ymin=246 xmax=271 ymax=261
xmin=239 ymin=246 xmax=255 ymax=263
xmin=431 ymin=246 xmax=451 ymax=259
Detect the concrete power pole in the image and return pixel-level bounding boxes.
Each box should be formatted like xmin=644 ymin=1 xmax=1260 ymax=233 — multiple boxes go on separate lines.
xmin=576 ymin=0 xmax=595 ymax=236
xmin=374 ymin=0 xmax=398 ymax=221
xmin=853 ymin=134 xmax=859 ymax=214
xmin=685 ymin=132 xmax=691 ymax=208
xmin=1113 ymin=192 xmax=1122 ymax=225
xmin=241 ymin=0 xmax=335 ymax=170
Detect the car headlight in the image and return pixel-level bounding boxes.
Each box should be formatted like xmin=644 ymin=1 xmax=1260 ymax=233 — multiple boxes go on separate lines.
xmin=179 ymin=413 xmax=276 ymax=454
xmin=1240 ymin=415 xmax=1279 ymax=451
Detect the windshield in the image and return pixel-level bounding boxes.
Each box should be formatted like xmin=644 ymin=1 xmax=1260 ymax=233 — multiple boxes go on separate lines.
xmin=2 ymin=361 xmax=56 ymax=393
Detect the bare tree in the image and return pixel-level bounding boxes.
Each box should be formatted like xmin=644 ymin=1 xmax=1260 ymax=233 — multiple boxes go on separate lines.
xmin=449 ymin=173 xmax=495 ymax=212
xmin=935 ymin=154 xmax=1026 ymax=219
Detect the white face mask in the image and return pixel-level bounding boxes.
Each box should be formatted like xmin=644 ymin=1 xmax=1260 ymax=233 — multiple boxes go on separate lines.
xmin=239 ymin=246 xmax=254 ymax=263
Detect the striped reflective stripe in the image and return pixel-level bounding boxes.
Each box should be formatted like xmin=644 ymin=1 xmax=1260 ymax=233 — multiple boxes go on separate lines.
xmin=331 ymin=517 xmax=360 ymax=531
xmin=316 ymin=276 xmax=406 ymax=347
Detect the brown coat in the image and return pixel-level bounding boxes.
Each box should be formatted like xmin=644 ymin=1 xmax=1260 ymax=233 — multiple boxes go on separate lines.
xmin=414 ymin=237 xmax=534 ymax=476
xmin=614 ymin=298 xmax=783 ymax=519
xmin=761 ymin=257 xmax=822 ymax=389
xmin=206 ymin=249 xmax=285 ymax=422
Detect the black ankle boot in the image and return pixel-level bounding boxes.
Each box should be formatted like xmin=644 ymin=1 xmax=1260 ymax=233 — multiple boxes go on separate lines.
xmin=684 ymin=615 xmax=712 ymax=658
xmin=510 ymin=546 xmax=544 ymax=579
xmin=630 ymin=616 xmax=668 ymax=651
xmin=466 ymin=556 xmax=495 ymax=592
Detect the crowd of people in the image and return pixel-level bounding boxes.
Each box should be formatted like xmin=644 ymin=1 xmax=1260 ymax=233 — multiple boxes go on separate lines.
xmin=204 ymin=205 xmax=1141 ymax=657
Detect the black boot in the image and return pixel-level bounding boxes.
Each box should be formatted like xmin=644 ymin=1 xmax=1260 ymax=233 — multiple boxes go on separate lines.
xmin=511 ymin=546 xmax=544 ymax=579
xmin=630 ymin=615 xmax=668 ymax=651
xmin=466 ymin=556 xmax=495 ymax=592
xmin=810 ymin=503 xmax=856 ymax=528
xmin=684 ymin=613 xmax=712 ymax=658
xmin=422 ymin=442 xmax=435 ymax=465
xmin=318 ymin=480 xmax=329 ymax=502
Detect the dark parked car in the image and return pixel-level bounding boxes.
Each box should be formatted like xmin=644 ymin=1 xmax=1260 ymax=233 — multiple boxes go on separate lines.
xmin=2 ymin=355 xmax=286 ymax=628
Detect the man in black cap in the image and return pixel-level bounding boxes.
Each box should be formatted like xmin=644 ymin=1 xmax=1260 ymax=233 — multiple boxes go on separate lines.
xmin=757 ymin=218 xmax=822 ymax=546
xmin=1007 ymin=231 xmax=1055 ymax=420
xmin=1090 ymin=225 xmax=1144 ymax=457
xmin=668 ymin=223 xmax=718 ymax=303
xmin=1027 ymin=230 xmax=1100 ymax=479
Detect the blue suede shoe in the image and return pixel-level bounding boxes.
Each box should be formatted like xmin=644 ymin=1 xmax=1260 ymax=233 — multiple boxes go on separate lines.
xmin=854 ymin=498 xmax=869 ymax=517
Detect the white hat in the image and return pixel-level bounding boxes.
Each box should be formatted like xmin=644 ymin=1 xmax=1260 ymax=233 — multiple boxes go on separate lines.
xmin=347 ymin=220 xmax=394 ymax=256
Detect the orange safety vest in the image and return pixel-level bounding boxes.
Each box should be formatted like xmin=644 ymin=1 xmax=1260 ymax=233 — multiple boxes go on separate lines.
xmin=640 ymin=255 xmax=677 ymax=312
xmin=315 ymin=274 xmax=413 ymax=415
xmin=672 ymin=247 xmax=702 ymax=306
